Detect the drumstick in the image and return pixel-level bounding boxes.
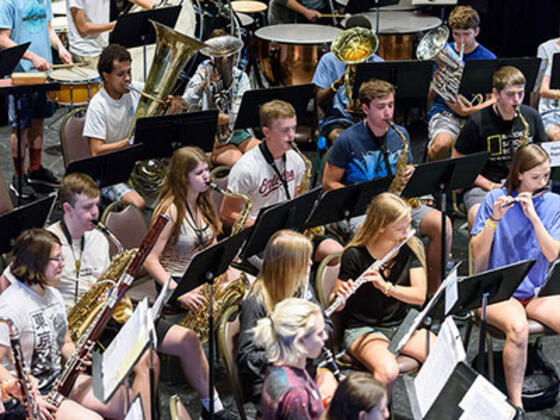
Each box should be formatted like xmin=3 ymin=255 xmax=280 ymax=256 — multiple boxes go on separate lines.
xmin=51 ymin=63 xmax=87 ymax=69
xmin=321 ymin=13 xmax=350 ymax=18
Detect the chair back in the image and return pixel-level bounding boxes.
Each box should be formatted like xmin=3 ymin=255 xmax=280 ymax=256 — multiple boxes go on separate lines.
xmin=209 ymin=165 xmax=230 ymax=213
xmin=60 ymin=107 xmax=90 ymax=167
xmin=217 ymin=303 xmax=248 ymax=420
xmin=0 ymin=170 xmax=13 ymax=216
xmin=314 ymin=252 xmax=341 ymax=308
xmin=101 ymin=201 xmax=148 ymax=256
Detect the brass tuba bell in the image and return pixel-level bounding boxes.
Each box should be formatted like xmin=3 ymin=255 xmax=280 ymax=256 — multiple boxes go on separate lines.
xmin=331 ymin=27 xmax=379 ymax=117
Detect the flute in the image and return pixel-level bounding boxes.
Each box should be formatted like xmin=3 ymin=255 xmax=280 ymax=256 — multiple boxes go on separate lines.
xmin=325 ymin=229 xmax=416 ymax=317
xmin=500 ymin=186 xmax=548 ymax=209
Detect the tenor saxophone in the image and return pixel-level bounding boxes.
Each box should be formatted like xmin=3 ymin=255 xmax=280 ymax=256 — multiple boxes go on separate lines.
xmin=178 ymin=182 xmax=252 ymax=342
xmin=0 ymin=318 xmax=39 ymax=420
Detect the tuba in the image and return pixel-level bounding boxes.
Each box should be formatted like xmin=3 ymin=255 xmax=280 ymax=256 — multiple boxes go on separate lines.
xmin=178 ymin=181 xmax=251 ymax=342
xmin=66 ymin=221 xmax=135 ymax=342
xmin=331 ymin=27 xmax=378 ymax=117
xmin=416 ymin=25 xmax=463 ymax=104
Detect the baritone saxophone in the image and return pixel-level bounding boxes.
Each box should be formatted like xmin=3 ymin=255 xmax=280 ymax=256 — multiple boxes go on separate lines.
xmin=178 ymin=181 xmax=252 ymax=342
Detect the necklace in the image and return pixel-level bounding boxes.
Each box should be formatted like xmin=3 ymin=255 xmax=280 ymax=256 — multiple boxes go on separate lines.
xmin=185 ymin=202 xmax=211 ymax=249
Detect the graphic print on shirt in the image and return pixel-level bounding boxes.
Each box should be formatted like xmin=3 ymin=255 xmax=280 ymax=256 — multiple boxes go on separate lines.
xmin=486 ymin=128 xmax=533 ymax=161
xmin=22 ymin=1 xmax=48 ymax=33
xmin=346 ymin=149 xmax=400 ymax=184
xmin=258 ymin=169 xmax=295 ymax=197
xmin=30 ymin=303 xmax=66 ymax=389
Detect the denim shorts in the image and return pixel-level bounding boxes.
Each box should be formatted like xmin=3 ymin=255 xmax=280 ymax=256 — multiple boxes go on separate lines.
xmin=541 ymin=110 xmax=560 ymax=133
xmin=101 ymin=182 xmax=135 ymax=202
xmin=8 ymin=92 xmax=55 ymax=129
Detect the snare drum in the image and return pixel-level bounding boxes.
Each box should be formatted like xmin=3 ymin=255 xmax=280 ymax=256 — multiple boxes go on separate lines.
xmin=52 ymin=16 xmax=68 ymax=49
xmin=343 ymin=11 xmax=442 ymax=61
xmin=48 ymin=68 xmax=100 ymax=106
xmin=255 ymin=24 xmax=342 ymax=86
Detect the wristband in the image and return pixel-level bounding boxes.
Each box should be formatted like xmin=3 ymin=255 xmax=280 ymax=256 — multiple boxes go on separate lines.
xmin=485 ymin=218 xmax=498 ymax=229
xmin=488 ymin=182 xmax=495 ymax=191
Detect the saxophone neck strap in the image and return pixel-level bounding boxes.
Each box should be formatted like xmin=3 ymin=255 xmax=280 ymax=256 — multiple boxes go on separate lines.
xmin=259 ymin=141 xmax=291 ymax=200
xmin=365 ymin=120 xmax=394 ymax=178
xmin=60 ymin=217 xmax=85 ymax=277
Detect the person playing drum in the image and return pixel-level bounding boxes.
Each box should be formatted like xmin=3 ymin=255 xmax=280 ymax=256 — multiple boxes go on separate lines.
xmin=0 ymin=0 xmax=72 ymax=200
xmin=268 ymin=0 xmax=327 ymax=25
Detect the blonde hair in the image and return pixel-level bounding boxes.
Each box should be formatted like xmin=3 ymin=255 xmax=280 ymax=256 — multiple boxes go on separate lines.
xmin=492 ymin=66 xmax=526 ymax=92
xmin=152 ymin=146 xmax=221 ymax=242
xmin=505 ymin=144 xmax=550 ymax=194
xmin=251 ymin=230 xmax=313 ymax=314
xmin=252 ymin=298 xmax=322 ymax=366
xmin=259 ymin=100 xmax=296 ymax=129
xmin=347 ymin=193 xmax=426 ymax=269
xmin=448 ymin=5 xmax=480 ymax=30
xmin=358 ymin=79 xmax=395 ymax=107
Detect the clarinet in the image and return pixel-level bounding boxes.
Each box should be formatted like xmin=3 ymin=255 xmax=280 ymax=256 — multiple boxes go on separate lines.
xmin=0 ymin=317 xmax=40 ymax=420
xmin=319 ymin=347 xmax=342 ymax=382
xmin=325 ymin=229 xmax=416 ymax=317
xmin=47 ymin=214 xmax=169 ymax=408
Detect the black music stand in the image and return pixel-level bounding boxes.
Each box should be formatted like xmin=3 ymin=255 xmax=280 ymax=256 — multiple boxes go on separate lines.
xmin=110 ymin=8 xmax=181 ymax=80
xmin=549 ymin=53 xmax=560 ymax=90
xmin=460 ymin=57 xmax=542 ymax=105
xmin=0 ymin=43 xmax=60 ymax=204
xmin=353 ymin=61 xmax=433 ymax=107
xmin=135 ymin=110 xmax=218 ymax=157
xmin=65 ymin=144 xmax=144 ymax=188
xmin=536 ymin=259 xmax=560 ymax=298
xmin=240 ymin=187 xmax=322 ymax=260
xmin=169 ymin=229 xmax=252 ymax=418
xmin=304 ymin=176 xmax=392 ymax=230
xmin=0 ymin=195 xmax=55 ymax=254
xmin=402 ymin=152 xmax=489 ymax=287
xmin=234 ymin=84 xmax=315 ymax=130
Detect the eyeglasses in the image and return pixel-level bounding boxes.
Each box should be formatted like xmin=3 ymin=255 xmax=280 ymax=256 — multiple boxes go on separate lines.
xmin=48 ymin=257 xmax=64 ymax=262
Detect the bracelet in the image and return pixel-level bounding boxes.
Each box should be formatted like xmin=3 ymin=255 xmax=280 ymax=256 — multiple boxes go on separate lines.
xmin=485 ymin=218 xmax=498 ymax=229
xmin=489 ymin=215 xmax=502 ymax=223
xmin=384 ymin=282 xmax=394 ymax=296
xmin=488 ymin=182 xmax=495 ymax=191
xmin=330 ymin=82 xmax=339 ymax=93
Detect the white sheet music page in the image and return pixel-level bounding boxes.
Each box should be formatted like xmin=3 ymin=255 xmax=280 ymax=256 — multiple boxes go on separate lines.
xmin=102 ymin=298 xmax=152 ymax=401
xmin=124 ymin=395 xmax=145 ymax=420
xmin=458 ymin=375 xmax=516 ymax=420
xmin=414 ymin=316 xmax=466 ymax=417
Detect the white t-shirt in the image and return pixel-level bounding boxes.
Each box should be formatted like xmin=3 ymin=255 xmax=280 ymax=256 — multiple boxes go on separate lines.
xmin=227 ymin=146 xmax=305 ymax=220
xmin=66 ymin=0 xmax=110 ymax=57
xmin=47 ymin=222 xmax=111 ymax=308
xmin=0 ymin=278 xmax=67 ymax=390
xmin=83 ymin=82 xmax=143 ymax=143
xmin=537 ymin=38 xmax=560 ymax=115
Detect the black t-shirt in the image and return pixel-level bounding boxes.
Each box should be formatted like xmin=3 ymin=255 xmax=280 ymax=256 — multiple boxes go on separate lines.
xmin=454 ymin=105 xmax=547 ymax=182
xmin=338 ymin=244 xmax=422 ymax=330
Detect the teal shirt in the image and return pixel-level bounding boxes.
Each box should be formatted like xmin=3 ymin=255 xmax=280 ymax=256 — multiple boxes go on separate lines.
xmin=0 ymin=0 xmax=53 ymax=72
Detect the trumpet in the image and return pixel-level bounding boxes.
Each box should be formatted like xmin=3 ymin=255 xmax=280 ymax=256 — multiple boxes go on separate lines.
xmin=325 ymin=229 xmax=416 ymax=317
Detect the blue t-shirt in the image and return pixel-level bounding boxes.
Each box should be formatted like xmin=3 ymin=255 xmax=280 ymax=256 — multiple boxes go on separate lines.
xmin=427 ymin=42 xmax=496 ymax=121
xmin=312 ymin=52 xmax=383 ymax=129
xmin=472 ymin=189 xmax=560 ymax=299
xmin=0 ymin=0 xmax=53 ymax=72
xmin=327 ymin=120 xmax=412 ymax=185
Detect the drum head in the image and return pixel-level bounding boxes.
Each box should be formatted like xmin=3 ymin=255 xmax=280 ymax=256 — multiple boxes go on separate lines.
xmin=342 ymin=11 xmax=442 ymax=33
xmin=231 ymin=1 xmax=267 ymax=13
xmin=255 ymin=24 xmax=342 ymax=44
xmin=49 ymin=67 xmax=99 ymax=82
xmin=236 ymin=12 xmax=255 ymax=26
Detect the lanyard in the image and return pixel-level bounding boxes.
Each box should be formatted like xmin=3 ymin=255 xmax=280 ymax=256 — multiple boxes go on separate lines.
xmin=365 ymin=121 xmax=394 ymax=178
xmin=259 ymin=142 xmax=291 ymax=200
xmin=60 ymin=219 xmax=85 ymax=280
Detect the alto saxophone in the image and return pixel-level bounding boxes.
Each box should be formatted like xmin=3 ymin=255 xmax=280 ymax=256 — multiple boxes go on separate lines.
xmin=516 ymin=106 xmax=530 ymax=148
xmin=0 ymin=317 xmax=39 ymax=420
xmin=66 ymin=221 xmax=135 ymax=343
xmin=178 ymin=182 xmax=252 ymax=342
xmin=387 ymin=120 xmax=419 ymax=208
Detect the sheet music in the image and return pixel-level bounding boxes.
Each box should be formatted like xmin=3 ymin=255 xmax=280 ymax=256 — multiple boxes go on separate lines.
xmin=100 ymin=298 xmax=153 ymax=402
xmin=444 ymin=268 xmax=458 ymax=316
xmin=414 ymin=317 xmax=466 ymax=417
xmin=124 ymin=395 xmax=145 ymax=420
xmin=458 ymin=375 xmax=516 ymax=420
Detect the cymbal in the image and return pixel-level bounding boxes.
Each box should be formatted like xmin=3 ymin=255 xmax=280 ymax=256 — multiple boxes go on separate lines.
xmin=231 ymin=1 xmax=267 ymax=13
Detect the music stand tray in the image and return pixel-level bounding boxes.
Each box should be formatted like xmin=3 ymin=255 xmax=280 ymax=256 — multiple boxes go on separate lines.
xmin=0 ymin=195 xmax=56 ymax=255
xmin=234 ymin=84 xmax=315 ymax=130
xmin=0 ymin=42 xmax=30 ymax=78
xmin=65 ymin=144 xmax=144 ymax=188
xmin=110 ymin=7 xmax=181 ymax=47
xmin=135 ymin=110 xmax=218 ymax=157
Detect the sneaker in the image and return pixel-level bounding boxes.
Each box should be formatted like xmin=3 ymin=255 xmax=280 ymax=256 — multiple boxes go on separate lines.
xmin=10 ymin=176 xmax=36 ymax=200
xmin=514 ymin=406 xmax=527 ymax=420
xmin=201 ymin=407 xmax=238 ymax=420
xmin=27 ymin=166 xmax=60 ymax=188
